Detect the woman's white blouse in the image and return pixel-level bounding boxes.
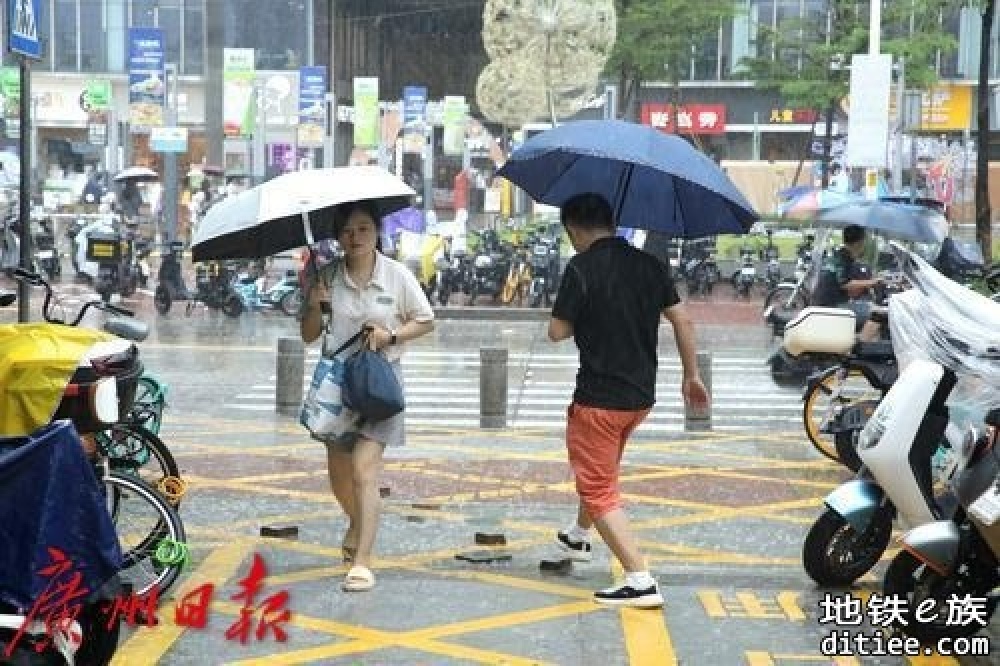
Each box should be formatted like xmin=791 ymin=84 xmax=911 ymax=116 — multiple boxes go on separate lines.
xmin=320 ymin=252 xmax=434 ymax=362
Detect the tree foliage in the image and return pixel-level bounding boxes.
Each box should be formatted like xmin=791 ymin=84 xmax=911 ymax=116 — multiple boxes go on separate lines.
xmin=607 ymin=0 xmax=737 ymax=119
xmin=739 ymin=0 xmax=957 ymax=111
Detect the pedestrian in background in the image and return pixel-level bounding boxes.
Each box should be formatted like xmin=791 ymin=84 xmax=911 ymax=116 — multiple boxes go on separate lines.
xmin=300 ymin=200 xmax=435 ymax=592
xmin=547 ymin=193 xmax=709 ymax=608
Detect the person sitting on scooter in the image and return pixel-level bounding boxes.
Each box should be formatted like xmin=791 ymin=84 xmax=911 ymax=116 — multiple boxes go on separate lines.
xmin=811 ymin=224 xmax=884 ymax=341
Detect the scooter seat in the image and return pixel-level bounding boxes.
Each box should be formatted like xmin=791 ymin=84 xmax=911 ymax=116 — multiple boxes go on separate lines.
xmin=852 ymin=340 xmax=895 ymax=361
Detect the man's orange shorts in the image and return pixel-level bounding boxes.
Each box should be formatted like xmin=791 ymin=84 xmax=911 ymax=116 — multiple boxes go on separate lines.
xmin=566 ymin=402 xmax=650 ymax=520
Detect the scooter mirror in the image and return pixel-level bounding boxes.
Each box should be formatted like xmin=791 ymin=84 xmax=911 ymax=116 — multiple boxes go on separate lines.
xmin=103 ymin=316 xmax=149 ymax=342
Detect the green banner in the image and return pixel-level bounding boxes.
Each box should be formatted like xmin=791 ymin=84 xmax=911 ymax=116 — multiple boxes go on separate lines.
xmin=0 ymin=68 xmax=20 ymax=117
xmin=442 ymin=95 xmax=467 ymax=157
xmin=223 ymin=48 xmax=256 ymax=138
xmin=353 ymin=77 xmax=379 ymax=148
xmin=83 ymin=80 xmax=112 ymax=111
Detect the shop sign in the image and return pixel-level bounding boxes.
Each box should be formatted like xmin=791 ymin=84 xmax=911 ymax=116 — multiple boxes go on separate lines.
xmin=768 ymin=108 xmax=818 ymax=124
xmin=640 ymin=103 xmax=726 ymax=135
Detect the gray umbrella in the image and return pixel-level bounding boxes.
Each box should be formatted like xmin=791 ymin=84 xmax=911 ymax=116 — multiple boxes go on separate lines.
xmin=814 ymin=200 xmax=949 ymax=243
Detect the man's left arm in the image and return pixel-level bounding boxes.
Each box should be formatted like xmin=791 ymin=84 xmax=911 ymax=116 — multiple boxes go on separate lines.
xmin=663 ymin=303 xmax=709 ymax=410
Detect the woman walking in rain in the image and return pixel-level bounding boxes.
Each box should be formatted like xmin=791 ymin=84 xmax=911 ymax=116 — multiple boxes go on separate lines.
xmin=300 ymin=200 xmax=435 ymax=592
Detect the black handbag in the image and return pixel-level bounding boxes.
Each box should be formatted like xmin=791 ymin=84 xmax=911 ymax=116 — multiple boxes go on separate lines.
xmin=342 ymin=328 xmax=405 ymax=422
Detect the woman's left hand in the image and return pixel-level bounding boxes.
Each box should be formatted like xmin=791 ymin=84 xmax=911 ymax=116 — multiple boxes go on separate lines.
xmin=365 ymin=325 xmax=393 ymax=351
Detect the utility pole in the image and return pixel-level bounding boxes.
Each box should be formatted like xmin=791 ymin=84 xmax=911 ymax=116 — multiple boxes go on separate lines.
xmin=325 ymin=0 xmax=337 ymax=168
xmin=17 ymin=57 xmax=31 ymax=322
xmin=892 ymin=57 xmax=905 ymax=194
xmin=163 ymin=63 xmax=178 ymax=244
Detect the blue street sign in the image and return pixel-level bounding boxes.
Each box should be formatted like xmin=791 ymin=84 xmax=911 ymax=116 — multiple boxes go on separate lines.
xmin=6 ymin=0 xmax=43 ymax=59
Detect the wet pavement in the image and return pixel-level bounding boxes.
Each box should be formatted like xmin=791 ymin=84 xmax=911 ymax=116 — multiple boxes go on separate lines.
xmin=1 ymin=278 xmax=997 ymax=665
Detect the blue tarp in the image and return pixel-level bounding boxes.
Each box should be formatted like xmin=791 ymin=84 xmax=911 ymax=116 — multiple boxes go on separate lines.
xmin=0 ymin=421 xmax=122 ymax=609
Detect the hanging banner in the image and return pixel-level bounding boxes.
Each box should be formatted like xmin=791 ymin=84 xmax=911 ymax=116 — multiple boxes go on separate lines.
xmin=82 ymin=79 xmax=112 ymax=146
xmin=0 ymin=67 xmax=19 ymax=138
xmin=128 ymin=27 xmax=165 ymax=129
xmin=442 ymin=95 xmax=467 ymax=157
xmin=846 ymin=53 xmax=892 ymax=168
xmin=353 ymin=77 xmax=379 ymax=148
xmin=298 ymin=66 xmax=327 ymax=148
xmin=402 ymin=85 xmax=428 ymax=154
xmin=223 ymin=48 xmax=256 ymax=138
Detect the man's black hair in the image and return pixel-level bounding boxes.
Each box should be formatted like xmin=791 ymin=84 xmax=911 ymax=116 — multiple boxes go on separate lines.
xmin=843 ymin=224 xmax=865 ymax=245
xmin=560 ymin=193 xmax=615 ymax=231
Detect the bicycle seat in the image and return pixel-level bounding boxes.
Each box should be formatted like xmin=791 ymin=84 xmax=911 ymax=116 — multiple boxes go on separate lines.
xmin=852 ymin=340 xmax=895 ymax=361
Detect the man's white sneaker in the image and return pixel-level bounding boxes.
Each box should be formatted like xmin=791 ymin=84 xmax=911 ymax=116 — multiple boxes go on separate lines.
xmin=593 ymin=581 xmax=664 ymax=608
xmin=556 ymin=531 xmax=593 ymax=562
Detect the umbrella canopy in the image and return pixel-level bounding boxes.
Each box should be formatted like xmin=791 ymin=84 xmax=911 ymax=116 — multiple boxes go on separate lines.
xmin=113 ymin=166 xmax=159 ymax=183
xmin=777 ymin=188 xmax=860 ymax=219
xmin=191 ymin=166 xmax=414 ymax=262
xmin=495 ymin=120 xmax=757 ymax=238
xmin=814 ymin=200 xmax=949 ymax=244
xmin=816 ymin=201 xmax=948 ymax=243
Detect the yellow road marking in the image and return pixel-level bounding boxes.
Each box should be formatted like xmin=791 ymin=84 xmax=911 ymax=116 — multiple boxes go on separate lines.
xmin=622 ymin=607 xmax=676 ymax=666
xmin=111 ymin=540 xmax=252 ymax=665
xmin=698 ymin=590 xmax=728 ymax=618
xmin=746 ymin=653 xmax=861 ymax=666
xmin=775 ymin=592 xmax=805 ymax=621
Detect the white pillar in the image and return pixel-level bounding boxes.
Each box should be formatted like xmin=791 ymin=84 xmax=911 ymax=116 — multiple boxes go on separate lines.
xmin=869 ymin=1 xmax=881 ymax=55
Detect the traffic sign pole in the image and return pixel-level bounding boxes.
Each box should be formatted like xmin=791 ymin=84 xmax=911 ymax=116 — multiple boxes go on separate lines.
xmin=17 ymin=56 xmax=31 ymax=322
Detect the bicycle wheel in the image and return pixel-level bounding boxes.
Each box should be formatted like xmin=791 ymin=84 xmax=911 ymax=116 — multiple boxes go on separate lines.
xmin=97 ymin=425 xmax=185 ymax=508
xmin=103 ymin=472 xmax=186 ymax=599
xmin=802 ymin=368 xmax=880 ymax=463
xmin=129 ymin=375 xmax=167 ymax=434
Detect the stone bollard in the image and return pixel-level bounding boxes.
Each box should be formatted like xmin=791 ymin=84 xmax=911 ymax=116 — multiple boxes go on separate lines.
xmin=276 ymin=336 xmax=305 ymax=415
xmin=684 ymin=350 xmax=713 ymax=431
xmin=479 ymin=348 xmax=508 ymax=429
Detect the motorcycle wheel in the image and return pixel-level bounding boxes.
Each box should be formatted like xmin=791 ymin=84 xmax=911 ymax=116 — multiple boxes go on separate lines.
xmin=279 ymin=289 xmax=303 ymax=317
xmin=803 ymin=507 xmax=892 ymax=586
xmin=222 ymin=294 xmax=244 ymax=318
xmin=154 ymin=285 xmax=172 ymax=315
xmin=438 ymin=284 xmax=451 ymax=307
xmin=802 ymin=369 xmax=878 ymax=465
xmin=467 ymin=285 xmax=478 ymax=307
xmin=883 ymin=550 xmax=998 ymax=644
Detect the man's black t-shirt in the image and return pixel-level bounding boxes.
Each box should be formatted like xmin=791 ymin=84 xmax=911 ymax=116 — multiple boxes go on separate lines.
xmin=552 ymin=236 xmax=680 ymax=410
xmin=812 ymin=247 xmax=872 ymax=307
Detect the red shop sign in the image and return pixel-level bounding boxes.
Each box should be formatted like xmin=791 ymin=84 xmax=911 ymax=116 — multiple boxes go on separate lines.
xmin=640 ymin=103 xmax=727 ymax=135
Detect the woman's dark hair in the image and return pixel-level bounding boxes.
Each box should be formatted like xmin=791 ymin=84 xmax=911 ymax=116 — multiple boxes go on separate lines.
xmin=560 ymin=193 xmax=615 ymax=230
xmin=331 ymin=200 xmax=384 ymax=253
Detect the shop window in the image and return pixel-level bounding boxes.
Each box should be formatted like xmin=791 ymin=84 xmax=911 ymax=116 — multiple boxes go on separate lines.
xmin=81 ymin=0 xmax=108 ymax=72
xmin=54 ymin=0 xmax=79 ymax=70
xmin=184 ymin=0 xmax=205 ymax=76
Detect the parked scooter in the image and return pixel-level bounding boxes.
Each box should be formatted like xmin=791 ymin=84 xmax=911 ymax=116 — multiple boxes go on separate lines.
xmin=231 ymin=263 xmax=302 ymax=316
xmin=732 ymin=241 xmax=757 ymax=298
xmin=467 ymin=229 xmax=510 ymax=305
xmin=33 ymin=217 xmax=61 ymax=279
xmin=154 ymin=243 xmax=242 ymax=317
xmin=882 ymin=409 xmax=999 ymax=642
xmin=527 ymin=232 xmax=561 ymax=308
xmin=433 ymin=237 xmax=470 ymax=307
xmin=761 ymin=229 xmax=782 ymax=290
xmin=801 ymin=248 xmax=982 ymax=587
xmin=681 ymin=239 xmax=719 ymax=297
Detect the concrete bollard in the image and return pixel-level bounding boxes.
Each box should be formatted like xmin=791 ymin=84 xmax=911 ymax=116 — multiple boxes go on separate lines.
xmin=479 ymin=347 xmax=508 ymax=429
xmin=276 ymin=336 xmax=305 ymax=414
xmin=684 ymin=350 xmax=713 ymax=431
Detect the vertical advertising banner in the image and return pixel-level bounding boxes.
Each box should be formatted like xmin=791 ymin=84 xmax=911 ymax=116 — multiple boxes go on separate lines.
xmin=846 ymin=53 xmax=892 ymax=168
xmin=128 ymin=28 xmax=165 ymax=129
xmin=0 ymin=67 xmax=20 ymax=138
xmin=353 ymin=77 xmax=379 ymax=149
xmin=223 ymin=48 xmax=256 ymax=138
xmin=297 ymin=66 xmax=327 ymax=148
xmin=83 ymin=79 xmax=113 ymax=145
xmin=442 ymin=96 xmax=467 ymax=157
xmin=402 ymin=85 xmax=427 ymax=154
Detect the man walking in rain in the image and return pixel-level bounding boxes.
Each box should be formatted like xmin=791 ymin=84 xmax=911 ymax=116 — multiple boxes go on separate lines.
xmin=547 ymin=193 xmax=710 ymax=608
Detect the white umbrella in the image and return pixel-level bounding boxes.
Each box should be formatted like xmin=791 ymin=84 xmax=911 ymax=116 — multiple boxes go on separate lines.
xmin=191 ymin=166 xmax=414 ymax=262
xmin=113 ymin=166 xmax=159 ymax=183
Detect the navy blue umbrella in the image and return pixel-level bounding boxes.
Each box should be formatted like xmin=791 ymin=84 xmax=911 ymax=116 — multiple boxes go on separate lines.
xmin=495 ymin=120 xmax=758 ymax=238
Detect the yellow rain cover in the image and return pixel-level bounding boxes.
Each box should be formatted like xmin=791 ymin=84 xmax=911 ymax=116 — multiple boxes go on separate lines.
xmin=0 ymin=324 xmax=114 ymax=437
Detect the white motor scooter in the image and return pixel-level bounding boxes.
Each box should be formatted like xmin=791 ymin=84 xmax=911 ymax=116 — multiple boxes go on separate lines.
xmin=798 ymin=303 xmax=972 ymax=587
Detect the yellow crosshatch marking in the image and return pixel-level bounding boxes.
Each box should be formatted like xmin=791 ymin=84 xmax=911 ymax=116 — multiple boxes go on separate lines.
xmin=108 ymin=421 xmax=871 ymax=664
xmin=745 ymin=653 xmax=860 ymax=666
xmin=698 ymin=590 xmax=805 ymax=621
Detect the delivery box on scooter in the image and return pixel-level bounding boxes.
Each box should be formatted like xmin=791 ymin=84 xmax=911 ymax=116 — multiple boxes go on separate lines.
xmin=782 ymin=307 xmax=856 ymax=357
xmin=85 ymin=231 xmax=123 ymax=263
